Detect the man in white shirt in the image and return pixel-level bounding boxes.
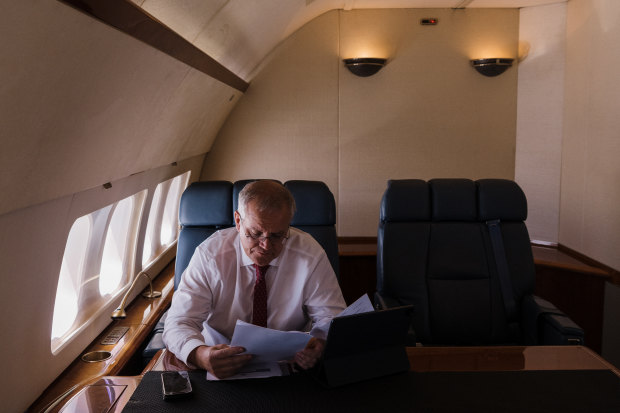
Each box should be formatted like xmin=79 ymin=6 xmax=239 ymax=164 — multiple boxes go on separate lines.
xmin=163 ymin=180 xmax=346 ymax=378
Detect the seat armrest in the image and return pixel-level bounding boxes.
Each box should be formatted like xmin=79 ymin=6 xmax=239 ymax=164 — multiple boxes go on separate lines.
xmin=541 ymin=313 xmax=584 ymax=345
xmin=521 ymin=295 xmax=584 ymax=345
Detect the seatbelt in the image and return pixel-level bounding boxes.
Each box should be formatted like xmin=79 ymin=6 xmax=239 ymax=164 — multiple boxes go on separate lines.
xmin=486 ymin=219 xmax=517 ymax=322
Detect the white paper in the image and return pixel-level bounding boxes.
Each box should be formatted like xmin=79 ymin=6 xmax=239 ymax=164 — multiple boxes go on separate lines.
xmin=206 ymin=361 xmax=288 ymax=381
xmin=310 ymin=294 xmax=374 ymax=338
xmin=338 ymin=294 xmax=375 ymax=317
xmin=230 ymin=320 xmax=312 ymax=363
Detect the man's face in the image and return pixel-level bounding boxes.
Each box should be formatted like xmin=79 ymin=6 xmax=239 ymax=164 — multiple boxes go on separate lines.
xmin=235 ymin=200 xmax=291 ymax=267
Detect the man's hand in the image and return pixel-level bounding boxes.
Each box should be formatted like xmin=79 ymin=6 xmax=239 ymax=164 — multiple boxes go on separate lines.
xmin=294 ymin=337 xmax=325 ymax=370
xmin=189 ymin=344 xmax=253 ymax=379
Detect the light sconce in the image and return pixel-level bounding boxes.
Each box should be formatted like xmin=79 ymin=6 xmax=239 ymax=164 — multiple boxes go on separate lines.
xmin=111 ymin=272 xmax=161 ymax=319
xmin=343 ymin=58 xmax=387 ymax=77
xmin=471 ymin=58 xmax=514 ymax=77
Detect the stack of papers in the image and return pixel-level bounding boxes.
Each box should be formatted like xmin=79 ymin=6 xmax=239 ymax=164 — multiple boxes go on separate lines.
xmin=207 ymin=294 xmax=373 ymax=381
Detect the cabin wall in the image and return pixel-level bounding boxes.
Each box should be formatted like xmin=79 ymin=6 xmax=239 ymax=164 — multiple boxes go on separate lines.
xmin=0 ymin=156 xmax=203 ymax=412
xmin=561 ymin=0 xmax=620 ymax=279
xmin=1 ymin=1 xmax=239 ymax=411
xmin=561 ymin=0 xmax=620 ymax=366
xmin=201 ymin=8 xmax=520 ymax=236
xmin=0 ymin=0 xmax=240 ymax=219
xmin=515 ymin=3 xmax=566 ymax=244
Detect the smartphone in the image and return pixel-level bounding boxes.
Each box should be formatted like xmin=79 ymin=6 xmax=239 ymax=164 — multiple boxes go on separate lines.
xmin=161 ymin=371 xmax=192 ymax=400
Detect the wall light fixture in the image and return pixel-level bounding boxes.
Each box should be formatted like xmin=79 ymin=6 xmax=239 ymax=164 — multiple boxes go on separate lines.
xmin=471 ymin=58 xmax=514 ymax=77
xmin=343 ymin=58 xmax=387 ymax=77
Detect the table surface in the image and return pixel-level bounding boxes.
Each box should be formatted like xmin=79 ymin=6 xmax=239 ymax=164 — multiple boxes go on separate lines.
xmin=47 ymin=345 xmax=619 ymax=412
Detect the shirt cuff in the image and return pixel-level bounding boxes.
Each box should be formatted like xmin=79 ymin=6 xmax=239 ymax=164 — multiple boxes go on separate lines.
xmin=179 ymin=338 xmax=208 ymax=368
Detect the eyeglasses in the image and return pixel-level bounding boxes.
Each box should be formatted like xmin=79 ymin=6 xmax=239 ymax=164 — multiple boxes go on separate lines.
xmin=240 ymin=218 xmax=290 ymax=244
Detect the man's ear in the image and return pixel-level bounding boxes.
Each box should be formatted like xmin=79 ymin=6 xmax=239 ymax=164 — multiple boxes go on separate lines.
xmin=234 ymin=210 xmax=241 ymax=231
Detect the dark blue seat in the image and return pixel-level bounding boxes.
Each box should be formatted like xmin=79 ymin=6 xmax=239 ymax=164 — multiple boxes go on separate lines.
xmin=285 ymin=180 xmax=339 ymax=278
xmin=376 ymin=178 xmax=584 ymax=346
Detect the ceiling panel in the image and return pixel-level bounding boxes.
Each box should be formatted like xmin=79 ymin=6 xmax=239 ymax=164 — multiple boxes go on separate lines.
xmin=137 ymin=0 xmax=566 ymax=81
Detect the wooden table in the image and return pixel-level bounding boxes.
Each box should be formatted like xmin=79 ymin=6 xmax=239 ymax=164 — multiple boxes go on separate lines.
xmin=42 ymin=345 xmax=619 ymax=412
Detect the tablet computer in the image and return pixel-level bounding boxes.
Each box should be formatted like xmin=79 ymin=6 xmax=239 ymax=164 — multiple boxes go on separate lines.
xmin=315 ymin=305 xmax=414 ymax=387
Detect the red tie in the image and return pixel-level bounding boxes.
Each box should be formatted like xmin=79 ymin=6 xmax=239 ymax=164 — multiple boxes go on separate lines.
xmin=252 ymin=264 xmax=269 ymax=327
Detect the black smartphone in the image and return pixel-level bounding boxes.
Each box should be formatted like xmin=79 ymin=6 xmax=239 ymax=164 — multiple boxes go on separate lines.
xmin=161 ymin=371 xmax=192 ymax=400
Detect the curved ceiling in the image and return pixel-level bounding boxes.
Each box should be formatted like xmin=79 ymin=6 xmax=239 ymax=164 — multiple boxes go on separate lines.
xmin=133 ymin=0 xmax=566 ymax=81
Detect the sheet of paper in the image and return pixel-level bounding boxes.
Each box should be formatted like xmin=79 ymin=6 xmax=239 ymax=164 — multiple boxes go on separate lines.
xmin=206 ymin=361 xmax=289 ymax=381
xmin=230 ymin=320 xmax=312 ymax=363
xmin=310 ymin=293 xmax=374 ymax=338
xmin=338 ymin=293 xmax=374 ymax=317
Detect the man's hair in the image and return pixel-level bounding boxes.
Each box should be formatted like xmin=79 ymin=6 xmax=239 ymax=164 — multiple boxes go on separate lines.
xmin=237 ymin=180 xmax=296 ymax=220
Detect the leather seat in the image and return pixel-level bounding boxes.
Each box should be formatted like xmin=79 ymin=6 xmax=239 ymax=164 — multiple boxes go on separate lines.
xmin=285 ymin=180 xmax=339 ymax=278
xmin=174 ymin=181 xmax=234 ymax=289
xmin=376 ymin=178 xmax=584 ymax=346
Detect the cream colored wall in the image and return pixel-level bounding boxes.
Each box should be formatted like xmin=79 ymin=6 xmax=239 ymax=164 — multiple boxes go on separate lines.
xmin=201 ymin=11 xmax=341 ymax=201
xmin=561 ymin=0 xmax=620 ymax=270
xmin=202 ymin=8 xmax=520 ymax=236
xmin=562 ymin=0 xmax=620 ymax=366
xmin=515 ymin=3 xmax=566 ymax=244
xmin=0 ymin=1 xmax=240 ymax=218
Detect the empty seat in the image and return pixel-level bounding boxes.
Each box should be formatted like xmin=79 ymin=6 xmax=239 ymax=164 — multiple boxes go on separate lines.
xmin=376 ymin=178 xmax=584 ymax=346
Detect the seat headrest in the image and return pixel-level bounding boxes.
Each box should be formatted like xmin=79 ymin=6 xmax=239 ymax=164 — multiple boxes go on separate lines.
xmin=232 ymin=179 xmax=282 ymax=213
xmin=380 ymin=180 xmax=430 ymax=222
xmin=477 ymin=179 xmax=527 ymax=221
xmin=285 ymin=180 xmax=336 ymax=225
xmin=430 ymin=179 xmax=477 ymax=221
xmin=179 ymin=181 xmax=233 ymax=227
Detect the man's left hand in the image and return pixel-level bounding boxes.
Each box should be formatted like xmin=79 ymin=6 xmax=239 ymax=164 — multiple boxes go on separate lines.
xmin=294 ymin=337 xmax=325 ymax=369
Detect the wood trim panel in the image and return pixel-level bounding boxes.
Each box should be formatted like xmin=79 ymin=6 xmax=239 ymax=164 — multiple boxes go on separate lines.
xmin=558 ymin=243 xmax=619 ymax=284
xmin=29 ymin=261 xmax=175 ymax=413
xmin=58 ymin=0 xmax=249 ymax=92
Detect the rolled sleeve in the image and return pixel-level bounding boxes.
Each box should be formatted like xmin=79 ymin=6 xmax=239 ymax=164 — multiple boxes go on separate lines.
xmin=162 ymin=251 xmax=214 ymax=364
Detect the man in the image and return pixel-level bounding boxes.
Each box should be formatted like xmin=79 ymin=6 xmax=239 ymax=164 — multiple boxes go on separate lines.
xmin=163 ymin=180 xmax=346 ymax=378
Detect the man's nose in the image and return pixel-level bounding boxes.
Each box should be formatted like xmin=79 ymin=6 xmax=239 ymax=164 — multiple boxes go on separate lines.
xmin=258 ymin=236 xmax=274 ymax=248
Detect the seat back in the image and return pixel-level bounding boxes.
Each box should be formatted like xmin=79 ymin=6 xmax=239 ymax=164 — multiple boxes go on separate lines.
xmin=175 ymin=181 xmax=234 ymax=289
xmin=285 ymin=180 xmax=339 ymax=278
xmin=377 ymin=178 xmax=534 ymax=345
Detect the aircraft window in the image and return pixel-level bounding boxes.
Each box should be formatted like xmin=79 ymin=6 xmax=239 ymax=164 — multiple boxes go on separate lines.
xmin=160 ymin=173 xmax=186 ymax=246
xmin=141 ymin=184 xmax=162 ymax=266
xmin=100 ymin=196 xmax=134 ymax=295
xmin=51 ymin=190 xmax=146 ymax=354
xmin=51 ymin=215 xmax=90 ymax=341
xmin=142 ymin=171 xmax=190 ymax=267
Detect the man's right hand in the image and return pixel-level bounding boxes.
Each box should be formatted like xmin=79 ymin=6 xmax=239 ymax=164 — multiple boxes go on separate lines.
xmin=188 ymin=344 xmax=253 ymax=379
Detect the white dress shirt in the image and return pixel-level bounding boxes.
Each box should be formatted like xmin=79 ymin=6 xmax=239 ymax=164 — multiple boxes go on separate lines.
xmin=162 ymin=226 xmax=346 ymax=365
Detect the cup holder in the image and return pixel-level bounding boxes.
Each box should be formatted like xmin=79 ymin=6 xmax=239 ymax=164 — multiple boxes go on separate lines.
xmin=81 ymin=350 xmax=112 ymax=363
